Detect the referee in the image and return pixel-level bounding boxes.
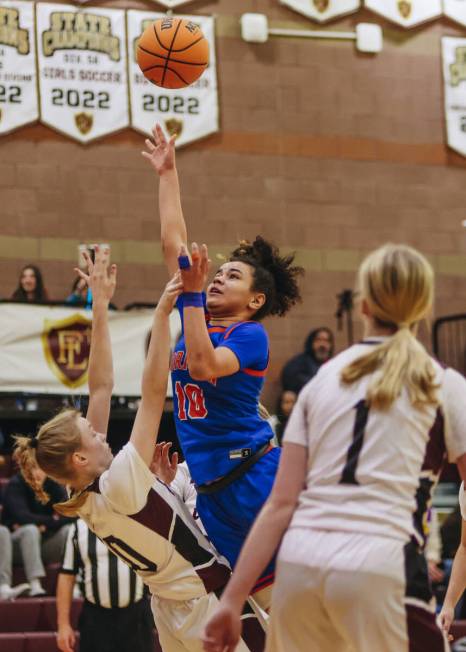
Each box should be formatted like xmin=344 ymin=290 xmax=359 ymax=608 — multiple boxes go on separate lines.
xmin=56 ymin=519 xmax=155 ymax=652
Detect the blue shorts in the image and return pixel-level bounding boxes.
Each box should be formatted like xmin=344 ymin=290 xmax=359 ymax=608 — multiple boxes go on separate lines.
xmin=196 ymin=446 xmax=281 ymax=593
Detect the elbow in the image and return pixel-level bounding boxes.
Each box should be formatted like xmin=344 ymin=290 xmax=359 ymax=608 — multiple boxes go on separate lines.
xmin=188 ymin=362 xmax=214 ymax=382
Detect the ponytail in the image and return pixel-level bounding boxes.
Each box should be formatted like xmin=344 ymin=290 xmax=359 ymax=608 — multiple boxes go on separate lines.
xmin=341 ymin=244 xmax=438 ymax=411
xmin=341 ymin=328 xmax=438 ymax=410
xmin=14 ymin=408 xmax=87 ymax=517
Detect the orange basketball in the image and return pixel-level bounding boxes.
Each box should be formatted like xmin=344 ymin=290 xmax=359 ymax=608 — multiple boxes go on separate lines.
xmin=137 ymin=17 xmax=209 ymax=90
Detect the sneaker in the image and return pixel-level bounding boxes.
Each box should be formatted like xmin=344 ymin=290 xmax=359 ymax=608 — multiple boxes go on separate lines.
xmin=28 ymin=585 xmax=46 ymax=598
xmin=0 ymin=583 xmax=30 ymax=600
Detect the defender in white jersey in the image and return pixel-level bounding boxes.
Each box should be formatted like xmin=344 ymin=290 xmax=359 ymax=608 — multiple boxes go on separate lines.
xmin=204 ymin=244 xmax=466 ymax=652
xmin=14 ymin=248 xmax=265 ymax=652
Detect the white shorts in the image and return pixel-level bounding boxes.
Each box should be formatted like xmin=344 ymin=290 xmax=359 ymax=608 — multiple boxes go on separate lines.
xmin=266 ymin=528 xmax=450 ymax=652
xmin=152 ymin=592 xmax=266 ymax=652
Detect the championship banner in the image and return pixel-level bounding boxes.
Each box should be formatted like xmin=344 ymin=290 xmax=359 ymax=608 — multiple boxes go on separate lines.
xmin=0 ymin=1 xmax=38 ymax=134
xmin=279 ymin=0 xmax=360 ymax=23
xmin=36 ymin=3 xmax=129 ymax=143
xmin=443 ymin=0 xmax=466 ymax=27
xmin=442 ymin=36 xmax=466 ymax=158
xmin=127 ymin=11 xmax=218 ymax=147
xmin=0 ymin=304 xmax=181 ymax=396
xmin=364 ymin=0 xmax=442 ymax=27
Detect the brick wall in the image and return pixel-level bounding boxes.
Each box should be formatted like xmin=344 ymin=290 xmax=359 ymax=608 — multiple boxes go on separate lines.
xmin=1 ymin=1 xmax=465 ymax=406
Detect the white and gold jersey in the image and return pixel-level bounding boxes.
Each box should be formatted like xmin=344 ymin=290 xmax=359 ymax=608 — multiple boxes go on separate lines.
xmin=284 ymin=338 xmax=466 ymax=545
xmin=78 ymin=442 xmax=230 ymax=601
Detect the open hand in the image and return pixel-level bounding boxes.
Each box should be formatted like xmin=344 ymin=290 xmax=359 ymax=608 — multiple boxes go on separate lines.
xmin=75 ymin=246 xmax=116 ymax=305
xmin=141 ymin=123 xmax=176 ymax=175
xmin=179 ymin=243 xmax=210 ymax=293
xmin=157 ymin=271 xmax=183 ymax=315
xmin=438 ymin=603 xmax=454 ymax=637
xmin=150 ymin=442 xmax=179 ymax=484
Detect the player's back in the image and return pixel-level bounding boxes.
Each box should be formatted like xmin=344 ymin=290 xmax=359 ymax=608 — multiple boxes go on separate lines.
xmin=286 ymin=338 xmax=464 ymax=543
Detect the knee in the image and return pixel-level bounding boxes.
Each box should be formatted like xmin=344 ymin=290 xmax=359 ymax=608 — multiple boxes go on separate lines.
xmin=17 ymin=524 xmax=41 ymax=541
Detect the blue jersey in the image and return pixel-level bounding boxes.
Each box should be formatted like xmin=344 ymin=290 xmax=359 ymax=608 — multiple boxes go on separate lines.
xmin=171 ymin=294 xmax=274 ymax=485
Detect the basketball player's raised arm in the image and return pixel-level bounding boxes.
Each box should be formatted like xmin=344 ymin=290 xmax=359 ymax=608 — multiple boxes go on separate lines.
xmin=203 ymin=441 xmax=308 ymax=652
xmin=77 ymin=246 xmax=116 ymax=438
xmin=129 ymin=273 xmax=183 ymax=467
xmin=142 ymin=123 xmax=188 ymax=277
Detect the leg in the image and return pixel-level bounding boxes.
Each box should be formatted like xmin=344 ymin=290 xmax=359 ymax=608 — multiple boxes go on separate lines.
xmin=41 ymin=525 xmax=70 ymax=564
xmin=11 ymin=524 xmax=45 ymax=582
xmin=266 ymin=560 xmax=347 ymax=652
xmin=0 ymin=525 xmax=12 ymax=586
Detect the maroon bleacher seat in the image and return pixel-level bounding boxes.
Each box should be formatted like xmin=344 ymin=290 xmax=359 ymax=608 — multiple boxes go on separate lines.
xmin=13 ymin=562 xmax=60 ymax=595
xmin=39 ymin=597 xmax=82 ymax=631
xmin=0 ymin=633 xmax=25 ymax=652
xmin=24 ymin=632 xmax=59 ymax=652
xmin=0 ymin=599 xmax=41 ymax=632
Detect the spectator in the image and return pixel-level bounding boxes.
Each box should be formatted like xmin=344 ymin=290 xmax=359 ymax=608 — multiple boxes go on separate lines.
xmin=65 ymin=276 xmax=92 ymax=307
xmin=2 ymin=465 xmax=72 ymax=596
xmin=281 ymin=327 xmax=334 ymax=393
xmin=269 ymin=390 xmax=297 ymax=446
xmin=11 ymin=265 xmax=49 ymax=303
xmin=57 ymin=518 xmax=154 ymax=652
xmin=0 ymin=525 xmax=30 ymax=600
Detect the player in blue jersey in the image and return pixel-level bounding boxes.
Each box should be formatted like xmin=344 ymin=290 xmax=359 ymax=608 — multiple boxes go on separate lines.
xmin=142 ymin=124 xmax=303 ymax=610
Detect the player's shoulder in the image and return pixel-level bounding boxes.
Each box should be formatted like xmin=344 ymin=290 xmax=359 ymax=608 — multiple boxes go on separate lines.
xmin=223 ymin=320 xmax=267 ymax=340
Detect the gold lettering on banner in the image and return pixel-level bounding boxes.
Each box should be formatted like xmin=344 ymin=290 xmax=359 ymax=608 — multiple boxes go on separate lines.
xmin=165 ymin=118 xmax=183 ymax=139
xmin=0 ymin=7 xmax=29 ymax=54
xmin=397 ymin=1 xmax=412 ymax=19
xmin=42 ymin=12 xmax=120 ymax=61
xmin=42 ymin=314 xmax=92 ymax=388
xmin=75 ymin=112 xmax=93 ymax=134
xmin=450 ymin=46 xmax=466 ymax=87
xmin=313 ymin=0 xmax=330 ymax=12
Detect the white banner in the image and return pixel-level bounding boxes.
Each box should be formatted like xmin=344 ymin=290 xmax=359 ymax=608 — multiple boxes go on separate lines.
xmin=0 ymin=304 xmax=181 ymax=396
xmin=0 ymin=1 xmax=38 ymax=134
xmin=365 ymin=0 xmax=442 ymax=27
xmin=127 ymin=11 xmax=218 ymax=147
xmin=36 ymin=3 xmax=129 ymax=143
xmin=152 ymin=0 xmax=198 ymax=7
xmin=442 ymin=37 xmax=466 ymax=158
xmin=443 ymin=0 xmax=466 ymax=26
xmin=279 ymin=0 xmax=360 ymax=23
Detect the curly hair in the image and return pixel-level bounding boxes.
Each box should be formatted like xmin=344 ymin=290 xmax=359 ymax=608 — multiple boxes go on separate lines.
xmin=229 ymin=236 xmax=303 ymax=321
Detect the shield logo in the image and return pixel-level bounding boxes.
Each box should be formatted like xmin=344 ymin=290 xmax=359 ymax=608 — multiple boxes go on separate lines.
xmin=398 ymin=0 xmax=412 ymax=19
xmin=450 ymin=47 xmax=466 ymax=87
xmin=42 ymin=314 xmax=92 ymax=388
xmin=313 ymin=0 xmax=330 ymax=12
xmin=75 ymin=112 xmax=93 ymax=135
xmin=165 ymin=118 xmax=183 ymax=139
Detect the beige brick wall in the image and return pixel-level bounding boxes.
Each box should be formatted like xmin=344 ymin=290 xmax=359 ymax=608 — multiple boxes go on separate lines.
xmin=1 ymin=2 xmax=465 ymax=405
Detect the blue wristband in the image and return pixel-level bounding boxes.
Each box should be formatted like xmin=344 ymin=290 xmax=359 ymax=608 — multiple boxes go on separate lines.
xmin=178 ymin=255 xmax=191 ymax=270
xmin=183 ymin=292 xmax=204 ymax=308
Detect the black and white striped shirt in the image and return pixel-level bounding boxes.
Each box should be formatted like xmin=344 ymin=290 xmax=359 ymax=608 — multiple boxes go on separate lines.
xmin=61 ymin=519 xmax=145 ymax=608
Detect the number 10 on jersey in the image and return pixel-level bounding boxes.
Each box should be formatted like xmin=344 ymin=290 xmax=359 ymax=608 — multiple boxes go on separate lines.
xmin=175 ymin=381 xmax=208 ymax=420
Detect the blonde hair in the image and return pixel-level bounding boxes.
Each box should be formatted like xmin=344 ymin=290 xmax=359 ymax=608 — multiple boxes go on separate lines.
xmin=14 ymin=409 xmax=88 ymax=517
xmin=341 ymin=244 xmax=438 ymax=410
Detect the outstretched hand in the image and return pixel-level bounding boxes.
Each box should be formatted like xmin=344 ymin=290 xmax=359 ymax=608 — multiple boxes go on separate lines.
xmin=150 ymin=442 xmax=179 ymax=485
xmin=157 ymin=271 xmax=183 ymax=315
xmin=141 ymin=123 xmax=176 ymax=176
xmin=179 ymin=243 xmax=210 ymax=293
xmin=202 ymin=603 xmax=243 ymax=652
xmin=75 ymin=246 xmax=116 ymax=305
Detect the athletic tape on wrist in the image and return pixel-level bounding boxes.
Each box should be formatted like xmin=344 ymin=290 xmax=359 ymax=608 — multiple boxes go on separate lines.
xmin=182 ymin=292 xmax=204 ymax=308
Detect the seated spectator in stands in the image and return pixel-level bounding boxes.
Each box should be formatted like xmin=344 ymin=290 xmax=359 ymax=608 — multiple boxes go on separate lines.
xmin=281 ymin=327 xmax=334 ymax=393
xmin=57 ymin=518 xmax=154 ymax=652
xmin=269 ymin=390 xmax=297 ymax=446
xmin=0 ymin=524 xmax=30 ymax=600
xmin=65 ymin=276 xmax=91 ymax=307
xmin=11 ymin=265 xmax=49 ymax=303
xmin=2 ymin=464 xmax=72 ymax=596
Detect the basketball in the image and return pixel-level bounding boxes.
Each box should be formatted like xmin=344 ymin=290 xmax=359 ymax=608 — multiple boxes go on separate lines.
xmin=137 ymin=17 xmax=209 ymax=90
